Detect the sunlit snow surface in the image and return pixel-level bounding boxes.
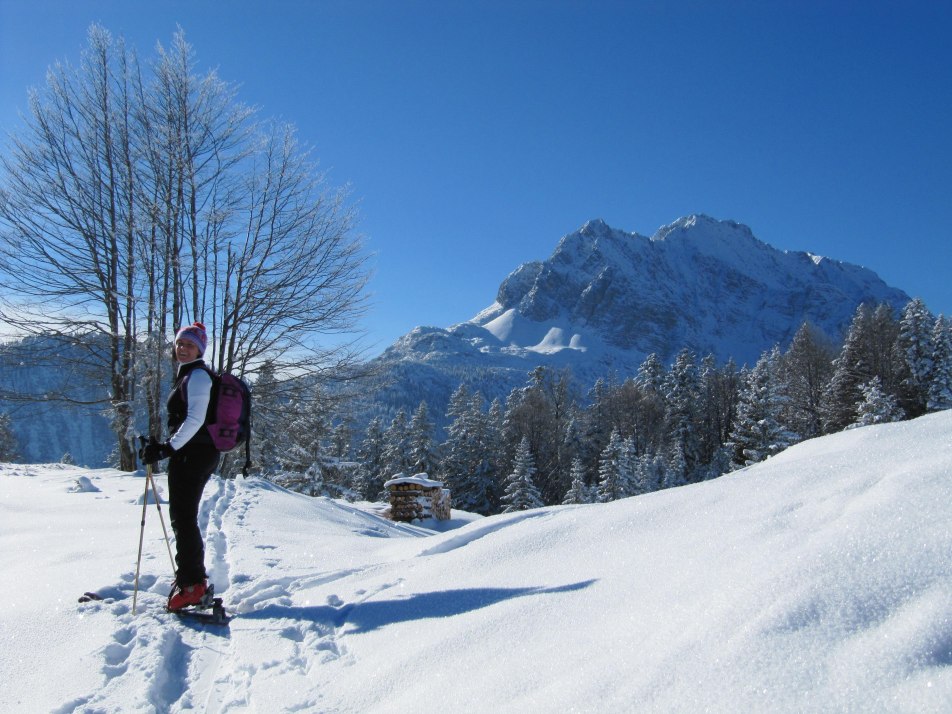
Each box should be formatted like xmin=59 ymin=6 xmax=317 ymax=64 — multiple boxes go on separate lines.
xmin=1 ymin=412 xmax=950 ymax=712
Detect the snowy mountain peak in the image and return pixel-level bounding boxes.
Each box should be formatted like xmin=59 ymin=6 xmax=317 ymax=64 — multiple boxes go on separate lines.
xmin=652 ymin=213 xmax=755 ymax=242
xmin=480 ymin=214 xmax=908 ymax=360
xmin=577 ymin=217 xmax=626 ymax=239
xmin=579 ymin=217 xmax=609 ymax=234
xmin=372 ymin=214 xmax=911 ymax=423
xmin=649 ymin=215 xmax=770 ymax=267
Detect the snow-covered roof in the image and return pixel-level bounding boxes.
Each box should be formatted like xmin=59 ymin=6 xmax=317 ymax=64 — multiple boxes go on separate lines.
xmin=383 ymin=472 xmax=444 ymax=489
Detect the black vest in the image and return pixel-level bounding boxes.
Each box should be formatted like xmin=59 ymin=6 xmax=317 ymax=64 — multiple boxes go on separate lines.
xmin=167 ymin=360 xmax=214 ymax=446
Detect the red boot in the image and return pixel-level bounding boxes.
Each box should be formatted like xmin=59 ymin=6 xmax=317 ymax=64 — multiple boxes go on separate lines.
xmin=168 ymin=580 xmax=208 ymax=611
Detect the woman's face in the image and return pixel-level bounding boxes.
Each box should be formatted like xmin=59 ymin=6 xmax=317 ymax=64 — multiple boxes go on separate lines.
xmin=174 ymin=339 xmax=201 ymax=363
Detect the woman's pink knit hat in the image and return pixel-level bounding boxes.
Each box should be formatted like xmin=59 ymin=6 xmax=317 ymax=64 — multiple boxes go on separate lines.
xmin=175 ymin=322 xmax=207 ymax=355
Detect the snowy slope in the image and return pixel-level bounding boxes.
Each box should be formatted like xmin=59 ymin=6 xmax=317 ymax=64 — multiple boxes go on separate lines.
xmin=1 ymin=412 xmax=950 ymax=713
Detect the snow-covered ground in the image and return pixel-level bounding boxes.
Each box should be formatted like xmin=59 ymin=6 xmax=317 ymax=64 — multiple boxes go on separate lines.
xmin=1 ymin=412 xmax=950 ymax=713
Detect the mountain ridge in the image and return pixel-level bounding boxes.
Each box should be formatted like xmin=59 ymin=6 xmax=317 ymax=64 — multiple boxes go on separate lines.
xmin=367 ymin=214 xmax=911 ymax=423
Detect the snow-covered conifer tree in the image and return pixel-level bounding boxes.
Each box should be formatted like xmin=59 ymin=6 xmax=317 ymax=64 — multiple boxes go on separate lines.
xmin=705 ymin=445 xmax=734 ymax=481
xmin=501 ymin=367 xmax=576 ymax=505
xmin=697 ymin=354 xmax=730 ymax=467
xmin=870 ymin=303 xmax=905 ymax=395
xmin=648 ymin=453 xmax=669 ymax=492
xmin=630 ymin=453 xmax=652 ymax=496
xmin=445 ymin=383 xmax=472 ymax=425
xmin=898 ymin=297 xmax=935 ymax=417
xmin=581 ymin=377 xmax=616 ymax=476
xmin=664 ymin=442 xmax=688 ymax=489
xmin=441 ymin=387 xmax=476 ymax=502
xmin=635 ymin=353 xmax=666 ymax=393
xmin=560 ymin=416 xmax=584 ymax=485
xmin=354 ymin=417 xmax=386 ymax=501
xmin=562 ymin=456 xmax=592 ymax=505
xmin=303 ymin=463 xmax=325 ymax=497
xmin=408 ymin=401 xmax=437 ymax=476
xmin=441 ymin=390 xmax=499 ymax=515
xmin=824 ymin=305 xmax=874 ymax=432
xmin=663 ymin=349 xmax=702 ymax=480
xmin=329 ymin=420 xmax=353 ymax=460
xmin=485 ymin=397 xmax=505 ymax=492
xmin=729 ymin=346 xmax=799 ymax=469
xmin=282 ymin=392 xmax=330 ymax=477
xmin=632 ymin=354 xmax=668 ymax=458
xmin=596 ymin=429 xmax=626 ymax=503
xmin=248 ymin=362 xmax=283 ymax=475
xmin=501 ymin=436 xmax=543 ymax=513
xmin=852 ymin=377 xmax=901 ymax=428
xmin=927 ymin=316 xmax=952 ymax=412
xmin=620 ymin=436 xmax=638 ymax=496
xmin=784 ymin=322 xmax=836 ymax=439
xmin=381 ymin=409 xmax=412 ymax=481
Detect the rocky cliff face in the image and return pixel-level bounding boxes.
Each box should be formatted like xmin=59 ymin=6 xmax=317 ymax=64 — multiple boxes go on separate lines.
xmin=475 ymin=214 xmax=907 ymax=362
xmin=369 ymin=215 xmax=910 ymax=424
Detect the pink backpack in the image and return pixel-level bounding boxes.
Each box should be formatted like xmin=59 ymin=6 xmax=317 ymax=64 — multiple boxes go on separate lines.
xmin=204 ymin=369 xmax=252 ymax=475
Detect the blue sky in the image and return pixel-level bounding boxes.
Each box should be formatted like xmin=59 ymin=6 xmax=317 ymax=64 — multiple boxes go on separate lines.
xmin=2 ymin=0 xmax=950 ymax=355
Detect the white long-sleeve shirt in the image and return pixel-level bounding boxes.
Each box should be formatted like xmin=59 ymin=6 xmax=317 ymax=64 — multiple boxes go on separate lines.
xmin=169 ymin=361 xmax=213 ymax=451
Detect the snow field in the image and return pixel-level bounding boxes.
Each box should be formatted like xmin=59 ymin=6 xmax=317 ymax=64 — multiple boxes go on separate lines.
xmin=0 ymin=411 xmax=950 ymax=712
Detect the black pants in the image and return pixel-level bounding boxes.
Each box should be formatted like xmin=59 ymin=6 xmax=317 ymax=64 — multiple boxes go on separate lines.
xmin=167 ymin=443 xmax=220 ymax=586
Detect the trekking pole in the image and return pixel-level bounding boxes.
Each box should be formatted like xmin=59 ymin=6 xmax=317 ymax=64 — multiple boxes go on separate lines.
xmin=132 ymin=438 xmax=177 ymax=615
xmin=132 ymin=466 xmax=150 ymax=616
xmin=147 ymin=464 xmax=177 ymax=574
xmin=137 ymin=435 xmax=176 ymax=573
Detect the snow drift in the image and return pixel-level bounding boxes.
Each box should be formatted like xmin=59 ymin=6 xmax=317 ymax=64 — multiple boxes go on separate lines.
xmin=1 ymin=412 xmax=950 ymax=712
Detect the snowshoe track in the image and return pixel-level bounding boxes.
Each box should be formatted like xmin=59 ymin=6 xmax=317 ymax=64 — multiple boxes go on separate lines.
xmin=66 ymin=475 xmax=242 ymax=713
xmin=62 ymin=474 xmax=428 ymax=712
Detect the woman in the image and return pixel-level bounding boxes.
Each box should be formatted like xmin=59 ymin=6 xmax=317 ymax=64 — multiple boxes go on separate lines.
xmin=140 ymin=322 xmax=220 ymax=610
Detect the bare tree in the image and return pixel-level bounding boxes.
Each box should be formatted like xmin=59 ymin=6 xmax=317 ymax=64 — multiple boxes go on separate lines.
xmin=136 ymin=28 xmax=254 ymax=433
xmin=0 ymin=25 xmax=371 ymax=469
xmin=208 ymin=120 xmax=369 ymax=381
xmin=0 ymin=26 xmax=143 ymax=468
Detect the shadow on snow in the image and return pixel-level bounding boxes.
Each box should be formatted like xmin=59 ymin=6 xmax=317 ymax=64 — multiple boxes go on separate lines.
xmin=240 ymin=579 xmax=598 ymax=633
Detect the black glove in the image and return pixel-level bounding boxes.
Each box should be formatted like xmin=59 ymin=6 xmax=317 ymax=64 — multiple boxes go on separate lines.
xmin=139 ymin=439 xmax=174 ymax=465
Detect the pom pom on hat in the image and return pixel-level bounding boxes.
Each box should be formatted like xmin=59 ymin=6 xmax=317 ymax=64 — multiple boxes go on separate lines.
xmin=175 ymin=322 xmax=207 ymax=355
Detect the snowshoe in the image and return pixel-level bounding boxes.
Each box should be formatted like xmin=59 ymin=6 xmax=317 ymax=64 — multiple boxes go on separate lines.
xmin=168 ymin=581 xmax=230 ymax=625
